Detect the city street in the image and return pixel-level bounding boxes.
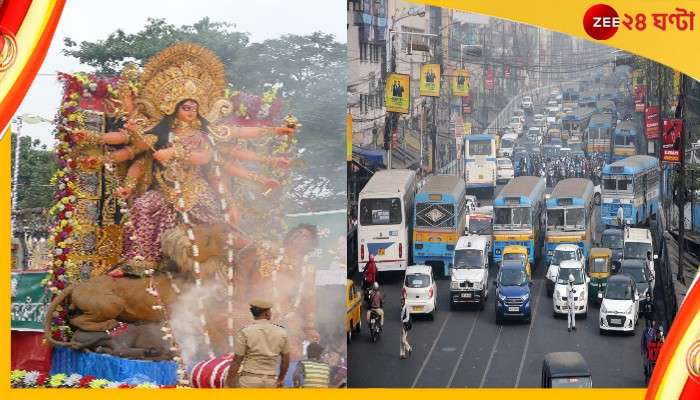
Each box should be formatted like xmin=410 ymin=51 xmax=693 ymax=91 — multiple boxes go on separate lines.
xmin=349 ymin=216 xmax=655 ymax=388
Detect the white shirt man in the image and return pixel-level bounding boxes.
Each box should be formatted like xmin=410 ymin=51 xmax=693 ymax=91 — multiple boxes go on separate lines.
xmin=567 ymin=275 xmax=577 ymax=332
xmin=400 ymin=298 xmax=412 ymax=359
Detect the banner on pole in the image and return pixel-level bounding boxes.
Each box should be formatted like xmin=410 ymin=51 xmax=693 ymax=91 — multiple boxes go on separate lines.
xmin=645 ymin=105 xmax=660 ymax=139
xmin=661 ymin=119 xmax=683 ymax=164
xmin=419 ymin=64 xmax=440 ymax=97
xmin=385 ymin=73 xmax=410 ymax=114
xmin=452 ymin=68 xmax=470 ymax=97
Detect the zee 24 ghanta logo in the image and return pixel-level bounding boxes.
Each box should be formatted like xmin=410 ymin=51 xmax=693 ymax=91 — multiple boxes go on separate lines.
xmin=583 ymin=3 xmax=695 ymax=40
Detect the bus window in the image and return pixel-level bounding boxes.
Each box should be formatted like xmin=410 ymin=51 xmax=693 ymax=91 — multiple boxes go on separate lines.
xmin=495 ymin=207 xmax=511 ymax=225
xmin=469 ymin=140 xmax=492 ymax=156
xmin=566 ymin=208 xmax=585 ymax=228
xmin=617 ymin=179 xmax=631 ymax=191
xmin=360 ymin=198 xmax=402 ymax=225
xmin=547 ymin=209 xmax=564 ymax=227
xmin=512 ymin=207 xmax=532 ymax=226
xmin=603 ymin=179 xmax=617 ymax=191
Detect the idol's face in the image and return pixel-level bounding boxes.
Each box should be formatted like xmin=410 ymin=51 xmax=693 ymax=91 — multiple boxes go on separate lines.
xmin=177 ymin=100 xmax=199 ymax=123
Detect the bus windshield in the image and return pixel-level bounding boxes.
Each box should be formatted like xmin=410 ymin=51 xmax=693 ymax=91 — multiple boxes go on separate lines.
xmin=614 ymin=134 xmax=635 ymax=146
xmin=566 ymin=208 xmax=585 ymax=228
xmin=501 ymin=138 xmax=514 ymax=149
xmin=468 ymin=140 xmax=492 ymax=156
xmin=624 ymin=242 xmax=653 ymax=260
xmin=360 ymin=198 xmax=402 ymax=226
xmin=494 ymin=206 xmax=532 ymax=228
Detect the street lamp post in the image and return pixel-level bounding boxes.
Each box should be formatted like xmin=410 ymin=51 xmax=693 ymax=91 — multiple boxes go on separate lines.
xmin=386 ymin=8 xmax=426 ymax=170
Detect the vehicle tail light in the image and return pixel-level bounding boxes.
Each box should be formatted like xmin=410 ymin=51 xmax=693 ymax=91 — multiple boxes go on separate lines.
xmin=428 ymin=287 xmax=434 ymax=298
xmin=399 ymin=243 xmax=403 ymax=259
xmin=360 ymin=244 xmax=365 ymax=260
xmin=401 ymin=287 xmax=407 ymax=299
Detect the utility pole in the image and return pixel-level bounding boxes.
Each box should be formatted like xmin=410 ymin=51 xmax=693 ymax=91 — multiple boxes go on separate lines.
xmin=431 ymin=6 xmax=441 ymax=173
xmin=11 ymin=116 xmax=23 ymax=235
xmin=677 ymin=73 xmax=687 ymax=285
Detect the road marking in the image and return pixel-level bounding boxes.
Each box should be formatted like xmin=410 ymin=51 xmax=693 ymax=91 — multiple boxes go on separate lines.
xmin=410 ymin=312 xmax=452 ymax=388
xmin=479 ymin=324 xmax=503 ymax=388
xmin=514 ymin=275 xmax=545 ymax=387
xmin=447 ymin=310 xmax=480 ymax=387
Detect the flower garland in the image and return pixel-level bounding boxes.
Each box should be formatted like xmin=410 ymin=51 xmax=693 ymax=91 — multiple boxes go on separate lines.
xmin=43 ymin=72 xmax=119 ymax=341
xmin=10 ymin=370 xmax=187 ymax=389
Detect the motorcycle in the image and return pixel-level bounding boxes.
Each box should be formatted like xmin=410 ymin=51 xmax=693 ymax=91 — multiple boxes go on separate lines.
xmin=368 ymin=309 xmax=382 ymax=342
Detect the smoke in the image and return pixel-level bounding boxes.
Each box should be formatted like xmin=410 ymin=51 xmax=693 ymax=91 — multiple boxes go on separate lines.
xmin=168 ymin=279 xmax=227 ymax=367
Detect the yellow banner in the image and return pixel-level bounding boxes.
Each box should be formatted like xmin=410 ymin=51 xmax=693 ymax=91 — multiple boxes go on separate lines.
xmin=385 ymin=73 xmax=410 ymax=114
xmin=414 ymin=230 xmax=458 ymax=243
xmin=452 ymin=68 xmax=470 ymax=97
xmin=420 ymin=63 xmax=440 ymax=97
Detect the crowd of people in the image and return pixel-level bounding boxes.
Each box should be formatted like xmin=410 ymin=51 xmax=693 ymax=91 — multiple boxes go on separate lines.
xmin=515 ymin=152 xmax=608 ymax=187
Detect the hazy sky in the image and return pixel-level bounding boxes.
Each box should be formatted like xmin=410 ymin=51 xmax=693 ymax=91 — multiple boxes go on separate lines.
xmin=14 ymin=0 xmax=346 ymax=145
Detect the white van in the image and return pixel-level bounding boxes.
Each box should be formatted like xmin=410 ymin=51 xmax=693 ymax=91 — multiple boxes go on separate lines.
xmin=450 ymin=236 xmax=489 ymax=309
xmin=623 ymin=227 xmax=656 ymax=280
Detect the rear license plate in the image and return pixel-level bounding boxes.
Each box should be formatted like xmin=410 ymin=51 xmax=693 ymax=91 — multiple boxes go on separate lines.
xmin=413 ymin=306 xmax=424 ymax=312
xmin=508 ymin=306 xmax=519 ymax=312
xmin=610 ymin=318 xmax=621 ymax=324
xmin=462 ymin=293 xmax=471 ymax=299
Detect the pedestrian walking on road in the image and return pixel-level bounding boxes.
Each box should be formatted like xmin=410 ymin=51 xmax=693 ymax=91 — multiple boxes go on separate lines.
xmin=400 ymin=297 xmax=412 ymax=359
xmin=566 ymin=274 xmax=577 ymax=332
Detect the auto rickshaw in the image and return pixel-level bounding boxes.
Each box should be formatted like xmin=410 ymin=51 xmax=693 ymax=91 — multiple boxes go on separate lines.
xmin=588 ymin=247 xmax=613 ymax=302
xmin=502 ymin=245 xmax=531 ymax=279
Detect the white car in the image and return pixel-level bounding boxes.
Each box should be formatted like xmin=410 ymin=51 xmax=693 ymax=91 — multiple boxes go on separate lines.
xmin=546 ymin=244 xmax=584 ymax=297
xmin=553 ymin=259 xmax=589 ymax=317
xmin=527 ymin=127 xmax=542 ymax=144
xmin=547 ymin=100 xmax=561 ymax=113
xmin=546 ymin=108 xmax=558 ymax=125
xmin=403 ymin=265 xmax=437 ymax=320
xmin=496 ymin=158 xmax=514 ymax=184
xmin=512 ymin=108 xmax=526 ymax=123
xmin=509 ymin=116 xmax=523 ymax=134
xmin=599 ymin=274 xmax=639 ymax=334
xmin=533 ymin=113 xmax=546 ymax=127
xmin=521 ymin=96 xmax=533 ymax=111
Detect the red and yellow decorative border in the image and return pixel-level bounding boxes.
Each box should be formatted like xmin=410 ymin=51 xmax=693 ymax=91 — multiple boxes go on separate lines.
xmin=0 ymin=0 xmax=65 ymax=133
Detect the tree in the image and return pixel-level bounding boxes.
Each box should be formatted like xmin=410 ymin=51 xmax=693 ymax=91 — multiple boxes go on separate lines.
xmin=62 ymin=18 xmax=346 ymax=155
xmin=11 ymin=133 xmax=57 ymax=210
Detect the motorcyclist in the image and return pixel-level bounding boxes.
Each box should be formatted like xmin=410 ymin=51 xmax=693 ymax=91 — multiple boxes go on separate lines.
xmin=567 ymin=274 xmax=577 ymax=332
xmin=366 ymin=282 xmax=384 ymax=330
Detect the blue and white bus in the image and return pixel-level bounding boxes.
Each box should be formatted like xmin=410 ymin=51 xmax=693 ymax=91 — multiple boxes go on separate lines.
xmin=611 ymin=121 xmax=639 ymax=162
xmin=545 ymin=178 xmax=595 ymax=263
xmin=492 ymin=176 xmax=547 ymax=263
xmin=463 ymin=134 xmax=497 ymax=198
xmin=357 ymin=169 xmax=417 ymax=272
xmin=601 ymin=155 xmax=660 ymax=227
xmin=413 ymin=175 xmax=467 ymax=277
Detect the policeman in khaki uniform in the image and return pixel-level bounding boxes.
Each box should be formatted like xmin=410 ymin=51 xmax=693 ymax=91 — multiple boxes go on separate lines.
xmin=225 ymin=300 xmax=291 ymax=388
